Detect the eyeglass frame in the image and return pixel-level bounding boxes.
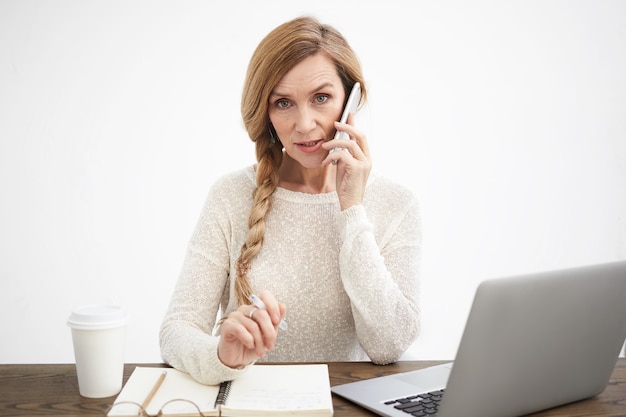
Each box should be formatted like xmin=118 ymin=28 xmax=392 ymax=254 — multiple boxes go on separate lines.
xmin=104 ymin=399 xmax=210 ymax=417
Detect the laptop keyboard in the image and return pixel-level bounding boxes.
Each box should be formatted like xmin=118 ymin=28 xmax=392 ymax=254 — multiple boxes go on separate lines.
xmin=384 ymin=389 xmax=445 ymax=416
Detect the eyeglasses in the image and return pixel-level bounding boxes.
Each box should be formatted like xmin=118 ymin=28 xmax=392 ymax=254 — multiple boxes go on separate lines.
xmin=104 ymin=399 xmax=209 ymax=417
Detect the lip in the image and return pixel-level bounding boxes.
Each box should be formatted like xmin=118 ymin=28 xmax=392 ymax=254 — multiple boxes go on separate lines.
xmin=295 ymin=139 xmax=324 ymax=153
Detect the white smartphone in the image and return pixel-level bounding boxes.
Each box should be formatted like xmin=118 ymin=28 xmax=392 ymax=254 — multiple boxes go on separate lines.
xmin=330 ymin=82 xmax=361 ymax=154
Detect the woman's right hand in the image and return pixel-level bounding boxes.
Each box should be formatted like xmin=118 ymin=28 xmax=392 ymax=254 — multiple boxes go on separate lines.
xmin=217 ymin=291 xmax=286 ymax=369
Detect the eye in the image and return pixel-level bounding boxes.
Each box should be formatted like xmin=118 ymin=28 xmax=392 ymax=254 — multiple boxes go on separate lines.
xmin=314 ymin=94 xmax=329 ymax=104
xmin=275 ymin=99 xmax=291 ymax=109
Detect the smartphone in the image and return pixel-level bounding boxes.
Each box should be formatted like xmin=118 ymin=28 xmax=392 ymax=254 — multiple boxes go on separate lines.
xmin=330 ymin=82 xmax=361 ymax=153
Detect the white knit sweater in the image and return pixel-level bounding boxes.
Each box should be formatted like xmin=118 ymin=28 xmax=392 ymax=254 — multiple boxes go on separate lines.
xmin=159 ymin=165 xmax=421 ymax=385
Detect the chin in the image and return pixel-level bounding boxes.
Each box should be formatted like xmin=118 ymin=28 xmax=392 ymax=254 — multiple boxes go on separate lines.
xmin=285 ymin=151 xmax=325 ymax=169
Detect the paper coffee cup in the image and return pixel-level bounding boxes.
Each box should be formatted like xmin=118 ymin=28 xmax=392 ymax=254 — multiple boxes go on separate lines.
xmin=67 ymin=304 xmax=129 ymax=398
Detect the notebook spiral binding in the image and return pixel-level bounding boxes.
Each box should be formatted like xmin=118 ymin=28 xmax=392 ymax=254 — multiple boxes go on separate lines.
xmin=214 ymin=380 xmax=232 ymax=408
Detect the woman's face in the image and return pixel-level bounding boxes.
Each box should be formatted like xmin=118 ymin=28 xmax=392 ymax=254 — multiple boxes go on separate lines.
xmin=268 ymin=53 xmax=346 ymax=168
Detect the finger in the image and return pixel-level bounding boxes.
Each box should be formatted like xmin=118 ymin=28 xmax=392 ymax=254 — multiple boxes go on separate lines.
xmin=333 ymin=120 xmax=353 ymax=140
xmin=229 ymin=307 xmax=267 ymax=346
xmin=258 ymin=290 xmax=282 ymax=326
xmin=344 ymin=113 xmax=369 ymax=149
xmin=323 ymin=138 xmax=349 ymax=166
xmin=323 ymin=147 xmax=347 ymax=166
xmin=220 ymin=315 xmax=255 ymax=350
xmin=324 ymin=142 xmax=362 ymax=167
xmin=342 ymin=122 xmax=369 ymax=158
xmin=249 ymin=308 xmax=278 ymax=350
xmin=329 ymin=123 xmax=367 ymax=151
xmin=245 ymin=298 xmax=279 ymax=350
xmin=334 ymin=114 xmax=359 ymax=135
xmin=235 ymin=308 xmax=269 ymax=357
xmin=218 ymin=326 xmax=255 ymax=368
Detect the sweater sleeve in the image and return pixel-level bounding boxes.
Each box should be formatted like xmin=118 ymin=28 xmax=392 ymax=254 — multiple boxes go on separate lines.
xmin=337 ymin=195 xmax=421 ymax=364
xmin=159 ymin=246 xmax=248 ymax=385
xmin=159 ymin=177 xmax=250 ymax=385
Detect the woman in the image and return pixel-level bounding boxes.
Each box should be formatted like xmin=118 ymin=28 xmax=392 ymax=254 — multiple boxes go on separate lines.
xmin=160 ymin=16 xmax=421 ymax=385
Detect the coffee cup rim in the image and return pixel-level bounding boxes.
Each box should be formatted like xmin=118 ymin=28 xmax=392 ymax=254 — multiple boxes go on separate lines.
xmin=67 ymin=304 xmax=129 ymax=330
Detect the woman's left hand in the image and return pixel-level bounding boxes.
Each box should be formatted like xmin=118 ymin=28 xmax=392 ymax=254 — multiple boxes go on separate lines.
xmin=322 ymin=113 xmax=372 ymax=210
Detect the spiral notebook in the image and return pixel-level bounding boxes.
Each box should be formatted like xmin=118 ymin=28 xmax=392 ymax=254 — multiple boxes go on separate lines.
xmin=108 ymin=364 xmax=333 ymax=416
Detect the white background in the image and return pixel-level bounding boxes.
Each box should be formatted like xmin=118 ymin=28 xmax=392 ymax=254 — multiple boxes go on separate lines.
xmin=1 ymin=0 xmax=625 ymax=364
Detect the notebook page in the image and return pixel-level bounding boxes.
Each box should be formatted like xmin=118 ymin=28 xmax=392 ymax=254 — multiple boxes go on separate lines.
xmin=221 ymin=364 xmax=333 ymax=414
xmin=109 ymin=367 xmax=220 ymax=416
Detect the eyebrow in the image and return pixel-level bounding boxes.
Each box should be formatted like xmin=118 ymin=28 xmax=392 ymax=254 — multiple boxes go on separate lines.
xmin=270 ymin=82 xmax=336 ymax=99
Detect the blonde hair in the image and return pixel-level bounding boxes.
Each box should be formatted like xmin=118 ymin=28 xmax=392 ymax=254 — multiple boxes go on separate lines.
xmin=234 ymin=16 xmax=367 ymax=306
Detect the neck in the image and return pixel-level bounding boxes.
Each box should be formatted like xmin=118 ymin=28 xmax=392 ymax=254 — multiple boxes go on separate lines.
xmin=278 ymin=156 xmax=336 ymax=194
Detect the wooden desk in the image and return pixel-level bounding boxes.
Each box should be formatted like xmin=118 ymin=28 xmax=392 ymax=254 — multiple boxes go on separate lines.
xmin=1 ymin=360 xmax=625 ymax=416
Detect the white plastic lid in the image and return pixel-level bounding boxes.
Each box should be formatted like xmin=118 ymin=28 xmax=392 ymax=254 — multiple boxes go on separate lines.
xmin=67 ymin=304 xmax=129 ymax=330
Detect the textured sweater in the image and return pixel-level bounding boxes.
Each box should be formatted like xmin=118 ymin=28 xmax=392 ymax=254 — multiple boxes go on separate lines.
xmin=159 ymin=166 xmax=421 ymax=385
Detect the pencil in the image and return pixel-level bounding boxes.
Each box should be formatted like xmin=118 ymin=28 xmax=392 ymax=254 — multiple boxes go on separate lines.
xmin=141 ymin=370 xmax=167 ymax=410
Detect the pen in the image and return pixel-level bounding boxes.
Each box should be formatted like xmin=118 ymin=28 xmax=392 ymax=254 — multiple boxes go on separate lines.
xmin=250 ymin=294 xmax=288 ymax=330
xmin=141 ymin=370 xmax=167 ymax=410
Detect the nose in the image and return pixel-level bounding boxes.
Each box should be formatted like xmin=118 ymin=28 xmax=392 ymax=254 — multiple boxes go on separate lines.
xmin=294 ymin=105 xmax=316 ymax=134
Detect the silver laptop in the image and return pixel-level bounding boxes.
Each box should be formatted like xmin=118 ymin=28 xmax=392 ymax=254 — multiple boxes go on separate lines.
xmin=332 ymin=260 xmax=626 ymax=417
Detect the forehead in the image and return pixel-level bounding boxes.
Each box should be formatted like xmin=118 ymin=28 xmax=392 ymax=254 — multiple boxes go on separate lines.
xmin=273 ymin=54 xmax=342 ymax=94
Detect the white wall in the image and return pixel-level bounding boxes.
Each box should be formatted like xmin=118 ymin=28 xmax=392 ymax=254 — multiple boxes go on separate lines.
xmin=1 ymin=0 xmax=625 ymax=364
